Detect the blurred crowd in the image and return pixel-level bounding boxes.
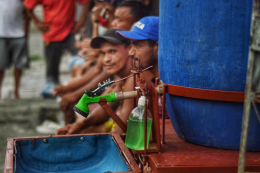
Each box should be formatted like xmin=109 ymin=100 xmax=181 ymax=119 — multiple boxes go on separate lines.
xmin=0 ymin=0 xmax=161 ymax=135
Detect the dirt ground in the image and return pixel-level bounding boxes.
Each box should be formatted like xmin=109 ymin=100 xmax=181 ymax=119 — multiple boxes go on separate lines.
xmin=0 ymin=99 xmax=61 ymax=171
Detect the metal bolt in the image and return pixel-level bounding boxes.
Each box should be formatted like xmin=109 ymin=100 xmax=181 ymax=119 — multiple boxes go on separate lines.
xmin=43 ymin=139 xmax=48 ymax=143
xmin=80 ymin=137 xmax=85 ymax=141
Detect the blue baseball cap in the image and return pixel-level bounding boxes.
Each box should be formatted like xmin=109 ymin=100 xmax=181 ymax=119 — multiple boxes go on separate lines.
xmin=116 ymin=16 xmax=159 ymax=42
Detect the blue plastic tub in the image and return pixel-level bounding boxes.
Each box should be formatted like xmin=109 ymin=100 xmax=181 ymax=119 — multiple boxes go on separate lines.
xmin=159 ymin=0 xmax=260 ymax=151
xmin=14 ymin=135 xmax=130 ymax=173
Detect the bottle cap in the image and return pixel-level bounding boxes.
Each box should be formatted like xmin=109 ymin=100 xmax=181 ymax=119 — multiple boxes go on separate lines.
xmin=138 ymin=96 xmax=146 ymax=106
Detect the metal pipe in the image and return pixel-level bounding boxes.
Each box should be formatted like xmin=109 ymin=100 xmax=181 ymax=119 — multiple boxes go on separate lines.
xmin=162 ymin=84 xmax=167 ymax=144
xmin=238 ymin=50 xmax=254 ymax=173
xmin=238 ymin=1 xmax=258 ymax=172
xmin=143 ymin=97 xmax=148 ymax=166
xmin=115 ymin=91 xmax=138 ymax=101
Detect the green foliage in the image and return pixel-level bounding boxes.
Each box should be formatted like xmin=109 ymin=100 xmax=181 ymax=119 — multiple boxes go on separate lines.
xmin=29 ymin=55 xmax=42 ymax=61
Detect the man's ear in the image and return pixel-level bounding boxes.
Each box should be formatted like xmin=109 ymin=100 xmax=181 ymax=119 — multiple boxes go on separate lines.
xmin=154 ymin=41 xmax=159 ymax=59
xmin=126 ymin=44 xmax=132 ymax=54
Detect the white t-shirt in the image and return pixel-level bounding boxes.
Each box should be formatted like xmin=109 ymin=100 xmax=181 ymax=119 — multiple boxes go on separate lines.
xmin=0 ymin=0 xmax=25 ymax=38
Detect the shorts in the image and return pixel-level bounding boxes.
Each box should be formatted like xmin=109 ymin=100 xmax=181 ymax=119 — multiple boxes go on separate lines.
xmin=0 ymin=37 xmax=29 ymax=70
xmin=68 ymin=55 xmax=85 ymax=71
xmin=104 ymin=120 xmax=117 ymax=132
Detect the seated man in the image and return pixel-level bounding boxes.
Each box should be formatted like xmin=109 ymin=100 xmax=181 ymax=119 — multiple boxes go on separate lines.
xmin=56 ymin=28 xmax=134 ymax=134
xmin=54 ymin=0 xmax=152 ymax=124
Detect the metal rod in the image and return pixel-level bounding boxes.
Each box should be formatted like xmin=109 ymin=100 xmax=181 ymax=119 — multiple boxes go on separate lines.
xmin=238 ymin=1 xmax=259 ymax=172
xmin=98 ymin=99 xmax=127 ymax=132
xmin=144 ymin=97 xmax=147 ymax=156
xmin=162 ymin=84 xmax=167 ymax=144
xmin=238 ymin=49 xmax=255 ymax=173
xmin=134 ymin=74 xmax=137 ymax=107
xmin=114 ymin=74 xmax=135 ymax=83
xmin=115 ymin=91 xmax=138 ymax=101
xmin=142 ymin=66 xmax=153 ymax=72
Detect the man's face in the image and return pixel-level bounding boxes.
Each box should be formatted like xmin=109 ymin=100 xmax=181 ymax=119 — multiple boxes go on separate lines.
xmin=100 ymin=42 xmax=130 ymax=75
xmin=129 ymin=40 xmax=157 ymax=69
xmin=112 ymin=7 xmax=134 ymax=31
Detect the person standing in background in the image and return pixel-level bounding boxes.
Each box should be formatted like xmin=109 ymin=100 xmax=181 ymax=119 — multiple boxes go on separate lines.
xmin=24 ymin=0 xmax=91 ymax=98
xmin=0 ymin=0 xmax=30 ymax=99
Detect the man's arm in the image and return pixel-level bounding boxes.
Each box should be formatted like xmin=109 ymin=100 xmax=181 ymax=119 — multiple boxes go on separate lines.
xmin=24 ymin=7 xmax=31 ymax=39
xmin=72 ymin=0 xmax=92 ymax=33
xmin=54 ymin=57 xmax=103 ymax=96
xmin=59 ymin=69 xmax=112 ymax=111
xmin=25 ymin=8 xmax=49 ymax=33
xmin=66 ymin=57 xmax=103 ymax=90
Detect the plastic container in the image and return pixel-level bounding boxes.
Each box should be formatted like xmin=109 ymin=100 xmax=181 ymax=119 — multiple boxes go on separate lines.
xmin=14 ymin=135 xmax=129 ymax=173
xmin=125 ymin=96 xmax=152 ymax=150
xmin=159 ymin=0 xmax=260 ymax=151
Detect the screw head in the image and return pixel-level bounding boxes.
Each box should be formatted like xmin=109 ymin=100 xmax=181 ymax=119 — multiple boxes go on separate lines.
xmin=80 ymin=137 xmax=85 ymax=141
xmin=43 ymin=139 xmax=48 ymax=143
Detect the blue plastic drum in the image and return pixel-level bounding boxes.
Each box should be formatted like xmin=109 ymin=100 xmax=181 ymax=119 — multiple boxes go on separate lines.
xmin=159 ymin=0 xmax=260 ymax=150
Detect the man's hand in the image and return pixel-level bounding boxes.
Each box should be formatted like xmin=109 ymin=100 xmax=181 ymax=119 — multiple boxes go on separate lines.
xmin=81 ymin=38 xmax=91 ymax=48
xmin=55 ymin=124 xmax=72 ymax=135
xmin=67 ymin=121 xmax=85 ymax=134
xmin=75 ymin=61 xmax=91 ymax=77
xmin=53 ymin=85 xmax=67 ymax=97
xmin=60 ymin=94 xmax=77 ymax=111
xmin=36 ymin=21 xmax=49 ymax=33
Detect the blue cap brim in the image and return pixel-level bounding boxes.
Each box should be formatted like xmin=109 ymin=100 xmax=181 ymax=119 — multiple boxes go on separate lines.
xmin=116 ymin=31 xmax=148 ymax=40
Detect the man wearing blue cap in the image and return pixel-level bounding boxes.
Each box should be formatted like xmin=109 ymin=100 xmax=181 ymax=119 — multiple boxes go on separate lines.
xmin=117 ymin=16 xmax=168 ymax=118
xmin=117 ymin=16 xmax=159 ymax=78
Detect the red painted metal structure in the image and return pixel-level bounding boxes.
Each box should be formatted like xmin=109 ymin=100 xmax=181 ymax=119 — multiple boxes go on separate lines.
xmin=99 ymin=98 xmax=127 ymax=133
xmin=148 ymin=120 xmax=260 ymax=173
xmin=165 ymin=84 xmax=245 ymax=102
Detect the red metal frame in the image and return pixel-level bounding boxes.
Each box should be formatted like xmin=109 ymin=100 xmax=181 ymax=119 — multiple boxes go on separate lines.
xmin=148 ymin=119 xmax=260 ymax=173
xmin=131 ymin=85 xmax=161 ymax=156
xmin=166 ymin=84 xmax=245 ymax=102
xmin=4 ymin=133 xmax=141 ymax=173
xmin=127 ymin=63 xmax=162 ymax=170
xmin=98 ymin=98 xmax=127 ymax=133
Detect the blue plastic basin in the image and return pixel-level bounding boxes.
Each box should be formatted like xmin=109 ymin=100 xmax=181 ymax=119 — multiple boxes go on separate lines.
xmin=15 ymin=135 xmax=129 ymax=173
